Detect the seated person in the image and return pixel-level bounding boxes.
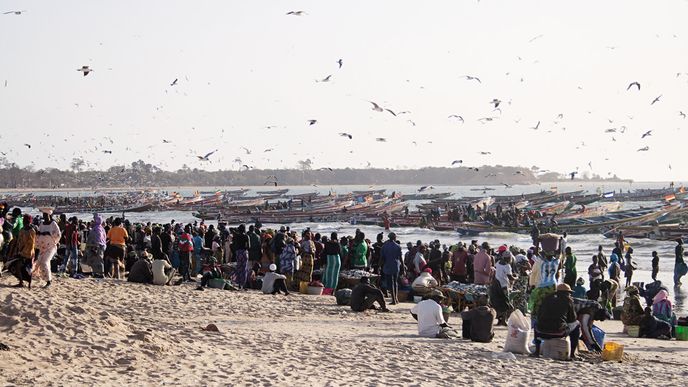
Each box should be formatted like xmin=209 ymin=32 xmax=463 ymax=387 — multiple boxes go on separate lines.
xmin=152 ymin=254 xmax=175 ymax=286
xmin=572 ymin=277 xmax=587 ymax=299
xmin=460 ymin=295 xmax=496 ymax=343
xmin=261 ymin=264 xmax=289 ymax=295
xmin=127 ymin=252 xmax=153 ymax=284
xmin=652 ymin=290 xmax=677 ymax=328
xmin=412 ymin=268 xmax=438 ymax=296
xmin=621 ymin=285 xmax=644 ymax=327
xmin=350 ymin=277 xmax=389 ymax=312
xmin=639 ymin=306 xmax=672 ymax=339
xmin=410 ymin=289 xmax=454 ymax=338
xmin=531 ymin=284 xmax=581 ymax=360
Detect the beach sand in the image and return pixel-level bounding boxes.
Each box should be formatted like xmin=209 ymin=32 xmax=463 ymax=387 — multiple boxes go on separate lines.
xmin=1 ymin=276 xmax=687 ymax=386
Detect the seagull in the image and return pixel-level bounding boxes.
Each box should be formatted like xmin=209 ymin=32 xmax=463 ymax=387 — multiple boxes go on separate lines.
xmin=569 ymin=171 xmax=578 ymax=180
xmin=451 ymin=160 xmax=463 ymax=165
xmin=162 ymin=139 xmax=173 ymax=144
xmin=375 ymin=138 xmax=387 ymax=142
xmin=514 ymin=171 xmax=525 ymax=175
xmin=317 ymin=75 xmax=332 ymax=83
xmin=397 ymin=111 xmax=411 ymax=115
xmin=170 ymin=78 xmax=178 ymax=86
xmin=626 ymin=82 xmax=640 ymax=91
xmin=479 ymin=151 xmax=491 ymax=155
xmin=490 ymin=98 xmax=501 ymax=108
xmin=651 ymin=95 xmax=662 ymax=105
xmin=197 ymin=150 xmax=218 ymax=161
xmin=3 ymin=10 xmax=25 ymax=15
xmin=23 ymin=143 xmax=31 ymax=149
xmin=241 ymin=147 xmax=252 ymax=154
xmin=286 ymin=11 xmax=306 ymax=16
xmin=77 ymin=66 xmax=93 ymax=76
xmin=477 ymin=117 xmax=496 ymax=123
xmin=319 ymin=167 xmax=333 ymax=171
xmin=264 ymin=148 xmax=274 ymax=152
xmin=462 ymin=75 xmax=481 ymax=83
xmin=501 ymin=183 xmax=512 ymax=188
xmin=407 ymin=120 xmax=416 ymax=126
xmin=369 ymin=101 xmax=384 ymax=112
xmin=102 ymin=150 xmax=112 ymax=154
xmin=604 ymin=128 xmax=617 ymax=133
xmin=637 ymin=146 xmax=650 ymax=152
xmin=448 ymin=115 xmax=464 ymax=123
xmin=385 ymin=108 xmax=397 ymax=116
xmin=307 ymin=119 xmax=317 ymax=126
xmin=418 ymin=185 xmax=434 ymax=192
xmin=529 ymin=34 xmax=544 ymax=43
xmin=241 ymin=164 xmax=253 ymax=171
xmin=337 ymin=59 xmax=343 ymax=69
xmin=339 ymin=132 xmax=353 ymax=139
xmin=530 ymin=121 xmax=540 ymax=130
xmin=588 ymin=161 xmax=593 ymax=169
xmin=679 ymin=111 xmax=686 ymax=119
xmin=641 ymin=130 xmax=652 ymax=139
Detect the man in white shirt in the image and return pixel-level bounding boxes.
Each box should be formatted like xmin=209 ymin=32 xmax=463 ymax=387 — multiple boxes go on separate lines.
xmin=262 ymin=264 xmax=289 ymax=295
xmin=411 ymin=268 xmax=438 ymax=296
xmin=152 ymin=257 xmax=174 ymax=285
xmin=410 ymin=290 xmax=454 ymax=338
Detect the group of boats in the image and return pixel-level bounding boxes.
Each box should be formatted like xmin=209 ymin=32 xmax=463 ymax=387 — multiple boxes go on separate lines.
xmin=2 ymin=185 xmax=687 ymax=241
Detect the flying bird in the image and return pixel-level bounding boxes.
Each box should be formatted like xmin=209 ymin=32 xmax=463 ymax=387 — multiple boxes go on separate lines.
xmin=307 ymin=119 xmax=318 ymax=126
xmin=448 ymin=115 xmax=464 ymax=123
xmin=102 ymin=150 xmax=112 ymax=154
xmin=337 ymin=59 xmax=343 ymax=69
xmin=264 ymin=148 xmax=274 ymax=152
xmin=317 ymin=75 xmax=332 ymax=83
xmin=77 ymin=66 xmax=93 ymax=76
xmin=418 ymin=185 xmax=434 ymax=192
xmin=369 ymin=101 xmax=384 ymax=112
xmin=529 ymin=34 xmax=544 ymax=43
xmin=605 ymin=128 xmax=617 ymax=133
xmin=626 ymin=82 xmax=640 ymax=91
xmin=23 ymin=143 xmax=31 ymax=148
xmin=479 ymin=151 xmax=491 ymax=155
xmin=641 ymin=130 xmax=652 ymax=138
xmin=569 ymin=171 xmax=578 ymax=180
xmin=375 ymin=138 xmax=387 ymax=142
xmin=286 ymin=11 xmax=306 ymax=16
xmin=679 ymin=111 xmax=686 ymax=119
xmin=319 ymin=167 xmax=333 ymax=171
xmin=197 ymin=150 xmax=218 ymax=161
xmin=490 ymin=98 xmax=501 ymax=108
xmin=3 ymin=10 xmax=25 ymax=15
xmin=162 ymin=139 xmax=172 ymax=143
xmin=339 ymin=132 xmax=353 ymax=139
xmin=462 ymin=75 xmax=481 ymax=83
xmin=385 ymin=108 xmax=397 ymax=116
xmin=637 ymin=146 xmax=650 ymax=152
xmin=407 ymin=120 xmax=416 ymax=126
xmin=530 ymin=121 xmax=540 ymax=130
xmin=451 ymin=160 xmax=463 ymax=165
xmin=170 ymin=78 xmax=178 ymax=86
xmin=501 ymin=183 xmax=513 ymax=188
xmin=651 ymin=95 xmax=662 ymax=105
xmin=241 ymin=147 xmax=252 ymax=154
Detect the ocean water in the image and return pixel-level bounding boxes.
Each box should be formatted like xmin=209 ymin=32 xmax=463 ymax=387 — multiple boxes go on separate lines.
xmin=12 ymin=182 xmax=687 ymax=315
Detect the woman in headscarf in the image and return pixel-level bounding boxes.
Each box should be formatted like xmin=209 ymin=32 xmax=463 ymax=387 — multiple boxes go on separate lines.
xmin=563 ymin=246 xmax=577 ymax=289
xmin=350 ymin=231 xmax=368 ymax=270
xmin=34 ymin=209 xmax=61 ymax=288
xmin=279 ymin=237 xmax=297 ymax=289
xmin=86 ymin=213 xmax=106 ymax=278
xmin=8 ymin=214 xmax=35 ymax=288
xmin=621 ymin=285 xmax=644 ymax=326
xmin=608 ymin=254 xmax=621 ymax=284
xmin=294 ymin=231 xmax=315 ymax=285
xmin=512 ymin=257 xmax=531 ymax=315
xmin=652 ymin=289 xmax=677 ymax=329
xmin=322 ymin=232 xmax=341 ymax=291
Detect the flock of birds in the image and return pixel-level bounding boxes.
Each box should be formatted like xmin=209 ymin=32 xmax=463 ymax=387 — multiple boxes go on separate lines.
xmin=2 ymin=8 xmax=686 ymax=185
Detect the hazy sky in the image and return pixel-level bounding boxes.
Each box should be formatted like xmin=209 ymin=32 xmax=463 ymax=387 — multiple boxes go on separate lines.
xmin=1 ymin=0 xmax=687 ymax=181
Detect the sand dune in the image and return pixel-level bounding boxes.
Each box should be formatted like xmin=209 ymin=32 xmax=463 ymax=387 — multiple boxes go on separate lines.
xmin=1 ymin=276 xmax=687 ymax=386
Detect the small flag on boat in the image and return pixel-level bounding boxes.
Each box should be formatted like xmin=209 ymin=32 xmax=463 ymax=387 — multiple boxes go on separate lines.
xmin=603 ymin=191 xmax=614 ymax=198
xmin=664 ymin=194 xmax=676 ymax=202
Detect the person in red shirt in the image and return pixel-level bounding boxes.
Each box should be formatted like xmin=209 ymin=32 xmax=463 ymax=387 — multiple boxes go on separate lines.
xmin=62 ymin=217 xmax=80 ymax=276
xmin=178 ymin=225 xmax=194 ymax=282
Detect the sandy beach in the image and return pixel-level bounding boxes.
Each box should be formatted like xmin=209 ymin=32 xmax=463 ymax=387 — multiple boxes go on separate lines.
xmin=1 ymin=276 xmax=686 ymax=386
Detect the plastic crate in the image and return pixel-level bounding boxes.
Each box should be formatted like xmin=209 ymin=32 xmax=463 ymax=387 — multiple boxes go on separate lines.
xmin=601 ymin=342 xmax=624 ymax=361
xmin=676 ymin=325 xmax=688 ymax=341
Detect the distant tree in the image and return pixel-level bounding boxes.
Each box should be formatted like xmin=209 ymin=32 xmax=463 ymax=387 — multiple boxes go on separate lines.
xmin=70 ymin=158 xmax=85 ymax=172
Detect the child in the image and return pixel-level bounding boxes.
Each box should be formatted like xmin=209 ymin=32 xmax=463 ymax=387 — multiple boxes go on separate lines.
xmin=651 ymin=251 xmax=659 ymax=281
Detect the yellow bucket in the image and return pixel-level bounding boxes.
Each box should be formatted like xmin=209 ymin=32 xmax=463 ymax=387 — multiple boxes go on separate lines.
xmin=601 ymin=342 xmax=624 ymax=361
xmin=299 ymin=281 xmax=309 ymax=294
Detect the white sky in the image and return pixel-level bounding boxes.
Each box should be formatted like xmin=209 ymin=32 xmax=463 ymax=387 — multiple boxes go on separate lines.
xmin=0 ymin=0 xmax=687 ymax=181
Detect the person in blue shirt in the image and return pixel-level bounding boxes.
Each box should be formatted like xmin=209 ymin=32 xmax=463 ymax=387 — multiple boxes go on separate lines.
xmin=380 ymin=232 xmax=404 ymax=304
xmin=573 ymin=277 xmax=587 ymax=299
xmin=192 ymin=230 xmax=204 ymax=276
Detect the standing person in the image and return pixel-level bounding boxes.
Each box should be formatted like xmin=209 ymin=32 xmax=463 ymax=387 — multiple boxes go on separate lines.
xmin=559 ymin=232 xmax=568 ymax=259
xmin=61 ymin=217 xmax=80 ymax=276
xmin=530 ymin=222 xmax=540 ymax=248
xmin=34 ymin=209 xmax=61 ymax=288
xmin=247 ymin=225 xmax=262 ymax=273
xmin=371 ymin=232 xmax=384 ymax=275
xmin=674 ymin=239 xmax=686 ymax=286
xmin=322 ymin=232 xmax=342 ymax=291
xmin=105 ymin=218 xmax=128 ymax=279
xmin=450 ymin=243 xmax=468 ymax=283
xmin=491 ymin=253 xmax=515 ymax=325
xmin=413 ymin=244 xmax=427 ymax=277
xmin=588 ymin=255 xmax=603 ymax=285
xmin=651 ymin=251 xmax=660 ymax=281
xmin=624 ymin=247 xmax=636 ymax=287
xmin=608 ymin=254 xmax=622 ymax=284
xmin=473 ymin=242 xmax=494 ymax=285
xmin=563 ymin=247 xmax=577 ymax=289
xmin=381 ymin=232 xmax=403 ymax=304
xmin=86 ymin=214 xmax=106 ymax=278
xmin=350 ymin=232 xmax=368 ymax=270
xmin=295 ymin=231 xmax=315 ymax=286
xmin=279 ymin=237 xmax=297 ymax=289
xmin=178 ymin=225 xmax=194 ymax=282
xmin=596 ymin=245 xmax=608 ymax=272
xmin=512 ymin=258 xmax=532 ymax=315
xmin=426 ymin=242 xmax=445 ymax=285
xmin=232 ymin=224 xmax=251 ymax=289
xmin=9 ymin=214 xmax=35 ymax=288
xmin=192 ymin=230 xmax=204 ymax=276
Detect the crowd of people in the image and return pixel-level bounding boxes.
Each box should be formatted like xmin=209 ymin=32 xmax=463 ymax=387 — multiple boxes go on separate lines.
xmin=1 ymin=202 xmax=686 ymax=360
